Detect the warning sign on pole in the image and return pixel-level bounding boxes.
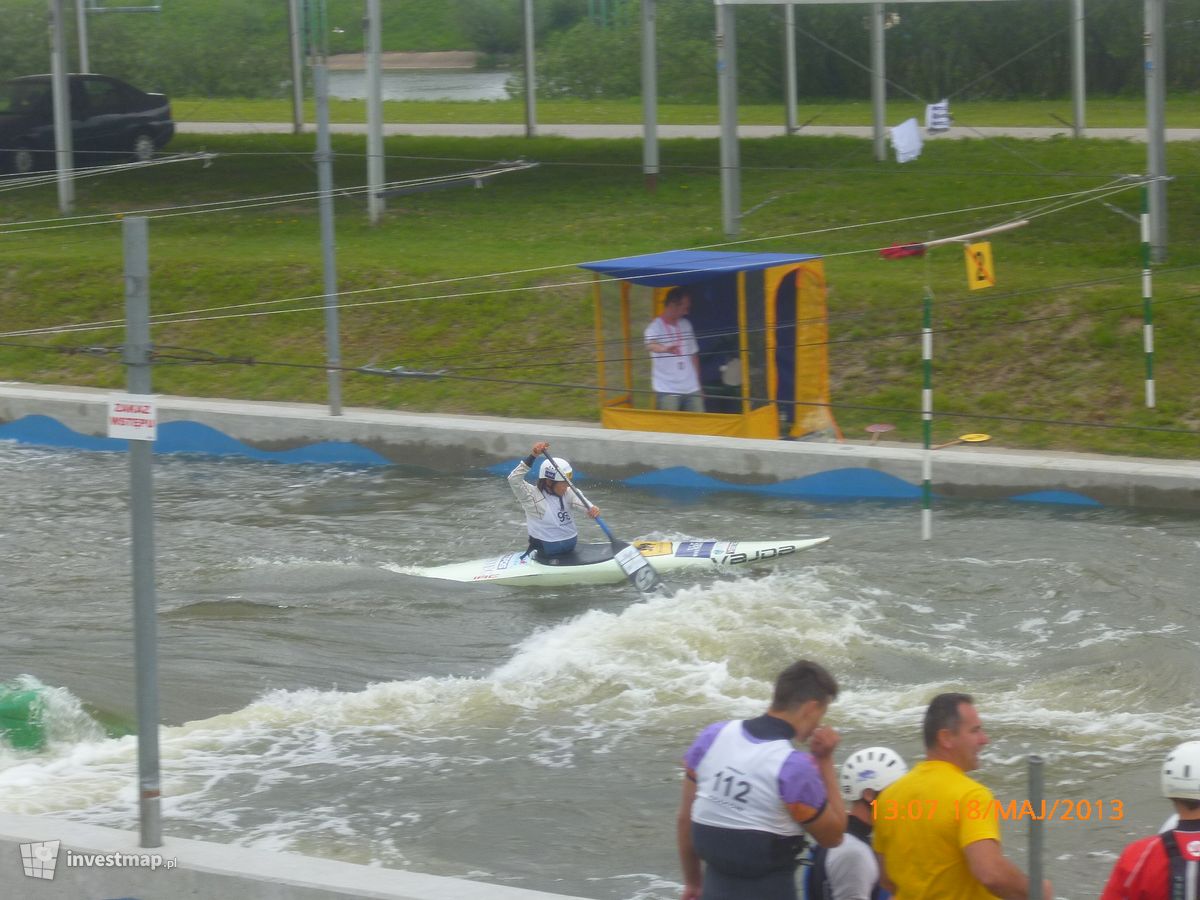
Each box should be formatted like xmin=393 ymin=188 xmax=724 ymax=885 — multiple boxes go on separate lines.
xmin=107 ymin=395 xmax=157 ymax=441
xmin=964 ymin=241 xmax=996 ymax=290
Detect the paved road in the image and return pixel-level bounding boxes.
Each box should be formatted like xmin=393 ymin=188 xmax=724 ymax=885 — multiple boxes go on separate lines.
xmin=177 ymin=122 xmax=1200 ymax=142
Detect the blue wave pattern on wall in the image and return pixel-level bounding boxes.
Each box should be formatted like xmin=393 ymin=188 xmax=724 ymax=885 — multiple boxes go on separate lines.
xmin=489 ymin=461 xmax=920 ymax=500
xmin=485 ymin=461 xmax=1100 ymax=506
xmin=0 ymin=415 xmax=391 ymax=466
xmin=3 ymin=415 xmax=1103 ymax=506
xmin=625 ymin=465 xmax=924 ymax=500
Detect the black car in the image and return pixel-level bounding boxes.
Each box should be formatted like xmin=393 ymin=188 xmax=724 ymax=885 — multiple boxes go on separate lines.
xmin=0 ymin=73 xmax=174 ymax=175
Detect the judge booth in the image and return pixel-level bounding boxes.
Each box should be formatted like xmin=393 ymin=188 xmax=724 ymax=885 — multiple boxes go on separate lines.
xmin=579 ymin=250 xmax=840 ymax=440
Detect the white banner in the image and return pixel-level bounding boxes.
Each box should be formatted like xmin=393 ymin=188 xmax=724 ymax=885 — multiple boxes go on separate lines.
xmin=925 ymin=98 xmax=951 ymax=133
xmin=107 ymin=395 xmax=158 ymax=441
xmin=890 ymin=118 xmax=924 ymax=163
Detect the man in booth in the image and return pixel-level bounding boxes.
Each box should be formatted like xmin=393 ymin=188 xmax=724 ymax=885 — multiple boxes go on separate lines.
xmin=644 ymin=286 xmax=704 ymax=413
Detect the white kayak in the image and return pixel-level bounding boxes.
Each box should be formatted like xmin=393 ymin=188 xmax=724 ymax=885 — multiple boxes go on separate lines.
xmin=410 ymin=537 xmax=829 ymax=588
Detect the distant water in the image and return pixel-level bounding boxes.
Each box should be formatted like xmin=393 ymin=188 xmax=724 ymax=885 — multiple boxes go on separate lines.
xmin=2 ymin=442 xmax=1199 ymax=899
xmin=327 ymin=68 xmax=512 ymax=102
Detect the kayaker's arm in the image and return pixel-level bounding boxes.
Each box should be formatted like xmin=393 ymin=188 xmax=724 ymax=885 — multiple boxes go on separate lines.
xmin=507 ymin=457 xmax=544 ymax=518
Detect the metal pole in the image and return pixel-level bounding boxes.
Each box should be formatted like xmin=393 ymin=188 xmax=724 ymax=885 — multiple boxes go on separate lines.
xmin=870 ymin=3 xmax=886 ymax=162
xmin=364 ymin=0 xmax=385 ymax=224
xmin=287 ymin=0 xmax=305 ymax=134
xmin=1027 ymin=755 xmax=1045 ymax=900
xmin=123 ymin=216 xmax=162 ymax=849
xmin=76 ymin=0 xmax=90 ymax=73
xmin=716 ymin=2 xmax=740 ymax=237
xmin=522 ymin=0 xmax=537 ymax=138
xmin=1070 ymin=0 xmax=1085 ymax=137
xmin=49 ymin=0 xmax=75 ymax=213
xmin=309 ymin=0 xmax=343 ymax=415
xmin=783 ymin=4 xmax=798 ymax=134
xmin=640 ymin=0 xmax=659 ymax=191
xmin=1144 ymin=0 xmax=1167 ymax=261
xmin=1140 ymin=183 xmax=1156 ymax=408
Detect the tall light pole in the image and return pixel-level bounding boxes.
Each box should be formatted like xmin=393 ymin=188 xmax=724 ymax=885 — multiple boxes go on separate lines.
xmin=716 ymin=2 xmax=740 ymax=236
xmin=1143 ymin=0 xmax=1167 ymax=261
xmin=122 ymin=216 xmax=162 ymax=848
xmin=76 ymin=0 xmax=91 ymax=73
xmin=49 ymin=0 xmax=75 ymax=214
xmin=640 ymin=0 xmax=659 ymax=190
xmin=287 ymin=0 xmax=305 ymax=134
xmin=306 ymin=0 xmax=343 ymax=415
xmin=522 ymin=0 xmax=537 ymax=137
xmin=364 ymin=0 xmax=385 ymax=224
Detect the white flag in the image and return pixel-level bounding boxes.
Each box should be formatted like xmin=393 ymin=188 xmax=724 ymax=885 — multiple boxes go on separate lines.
xmin=890 ymin=118 xmax=924 ymax=163
xmin=925 ymin=98 xmax=951 ymax=133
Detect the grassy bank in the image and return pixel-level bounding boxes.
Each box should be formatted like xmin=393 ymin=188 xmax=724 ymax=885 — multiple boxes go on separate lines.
xmin=1 ymin=131 xmax=1198 ymax=459
xmin=172 ymin=95 xmax=1200 ymax=129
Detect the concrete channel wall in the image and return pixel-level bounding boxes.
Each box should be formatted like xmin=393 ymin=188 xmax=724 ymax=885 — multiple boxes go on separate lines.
xmin=0 ymin=813 xmax=592 ymax=900
xmin=1 ymin=382 xmax=1199 ymax=510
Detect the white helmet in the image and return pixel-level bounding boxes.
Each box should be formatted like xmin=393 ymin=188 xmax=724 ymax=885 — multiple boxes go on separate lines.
xmin=1161 ymin=741 xmax=1200 ymax=800
xmin=840 ymin=746 xmax=909 ymax=802
xmin=538 ymin=457 xmax=573 ymax=482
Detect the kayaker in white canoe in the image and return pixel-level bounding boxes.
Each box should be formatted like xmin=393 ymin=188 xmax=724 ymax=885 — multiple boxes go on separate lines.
xmin=508 ymin=440 xmax=600 ymax=560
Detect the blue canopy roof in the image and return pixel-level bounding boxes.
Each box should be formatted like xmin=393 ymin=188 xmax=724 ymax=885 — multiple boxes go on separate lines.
xmin=578 ymin=249 xmax=821 ymax=287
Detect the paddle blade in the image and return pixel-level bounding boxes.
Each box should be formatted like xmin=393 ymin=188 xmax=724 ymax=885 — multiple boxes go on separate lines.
xmin=612 ymin=543 xmax=666 ymax=595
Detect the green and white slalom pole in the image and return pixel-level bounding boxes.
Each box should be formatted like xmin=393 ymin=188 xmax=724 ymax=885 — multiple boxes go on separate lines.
xmin=921 ymin=282 xmax=934 ymax=541
xmin=1141 ymin=180 xmax=1156 ymax=408
xmin=915 ymin=219 xmax=1029 ymax=541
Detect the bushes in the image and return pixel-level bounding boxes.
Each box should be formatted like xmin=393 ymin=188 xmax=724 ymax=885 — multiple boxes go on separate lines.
xmin=0 ymin=0 xmax=1196 ymax=102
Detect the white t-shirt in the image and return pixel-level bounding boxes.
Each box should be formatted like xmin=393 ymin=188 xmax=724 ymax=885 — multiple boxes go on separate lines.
xmin=644 ymin=315 xmax=700 ymax=395
xmin=824 ymin=830 xmax=879 ymax=900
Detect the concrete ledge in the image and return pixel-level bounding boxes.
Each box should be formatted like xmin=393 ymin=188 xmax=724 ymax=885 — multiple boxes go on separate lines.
xmin=0 ymin=813 xmax=591 ymax=900
xmin=2 ymin=382 xmax=1199 ymax=510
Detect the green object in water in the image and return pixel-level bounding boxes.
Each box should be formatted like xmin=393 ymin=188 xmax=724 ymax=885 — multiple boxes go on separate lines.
xmin=0 ymin=688 xmax=46 ymax=751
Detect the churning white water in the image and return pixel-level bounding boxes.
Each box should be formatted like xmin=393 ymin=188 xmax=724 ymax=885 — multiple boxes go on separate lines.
xmin=2 ymin=442 xmax=1198 ymax=898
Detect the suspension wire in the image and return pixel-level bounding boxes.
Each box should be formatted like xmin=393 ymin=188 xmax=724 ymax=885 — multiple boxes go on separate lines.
xmin=0 ymin=153 xmax=214 ymax=195
xmin=0 ymin=178 xmax=1147 ymax=342
xmin=118 ymin=350 xmax=1200 ymax=440
xmin=7 ymin=306 xmax=1199 ymax=443
xmin=0 ymin=145 xmax=1144 ymax=245
xmin=0 ymin=165 xmax=534 ymax=238
xmin=180 ymin=145 xmax=1186 ymax=184
xmin=433 ymin=290 xmax=1200 ymax=374
xmin=785 ymin=14 xmax=1066 ymax=175
xmin=943 ymin=30 xmax=1071 ymax=103
xmin=16 ymin=288 xmax=1196 ymax=385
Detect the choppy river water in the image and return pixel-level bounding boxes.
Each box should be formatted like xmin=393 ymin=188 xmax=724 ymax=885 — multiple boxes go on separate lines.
xmin=2 ymin=441 xmax=1198 ymax=898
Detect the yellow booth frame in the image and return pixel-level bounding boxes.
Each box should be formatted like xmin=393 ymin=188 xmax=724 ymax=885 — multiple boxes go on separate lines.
xmin=579 ymin=250 xmax=840 ymax=441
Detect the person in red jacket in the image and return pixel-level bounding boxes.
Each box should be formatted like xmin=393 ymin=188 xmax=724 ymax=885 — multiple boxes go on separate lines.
xmin=1101 ymin=740 xmax=1200 ymax=900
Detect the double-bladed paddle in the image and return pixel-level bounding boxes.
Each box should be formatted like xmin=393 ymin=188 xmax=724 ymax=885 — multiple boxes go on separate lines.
xmin=539 ymin=451 xmax=665 ymax=596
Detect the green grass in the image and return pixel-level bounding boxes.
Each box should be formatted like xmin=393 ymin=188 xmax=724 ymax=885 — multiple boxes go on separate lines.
xmin=171 ymin=95 xmax=1200 ymax=129
xmin=1 ymin=130 xmax=1198 ymax=459
xmin=325 ymin=0 xmax=467 ymax=54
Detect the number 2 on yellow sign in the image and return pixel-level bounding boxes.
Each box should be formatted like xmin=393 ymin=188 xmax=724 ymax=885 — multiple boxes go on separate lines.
xmin=964 ymin=241 xmax=996 ymax=290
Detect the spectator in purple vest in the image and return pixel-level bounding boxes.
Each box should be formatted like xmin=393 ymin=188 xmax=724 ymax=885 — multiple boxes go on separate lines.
xmin=677 ymin=659 xmax=846 ymax=900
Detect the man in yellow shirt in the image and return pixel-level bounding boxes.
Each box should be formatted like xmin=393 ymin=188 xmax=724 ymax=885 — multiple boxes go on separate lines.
xmin=873 ymin=693 xmax=1051 ymax=899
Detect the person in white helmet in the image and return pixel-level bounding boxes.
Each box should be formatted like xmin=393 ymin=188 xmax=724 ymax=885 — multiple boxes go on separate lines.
xmin=507 ymin=440 xmax=599 ymax=559
xmin=1101 ymin=740 xmax=1200 ymax=900
xmin=803 ymin=747 xmax=908 ymax=900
